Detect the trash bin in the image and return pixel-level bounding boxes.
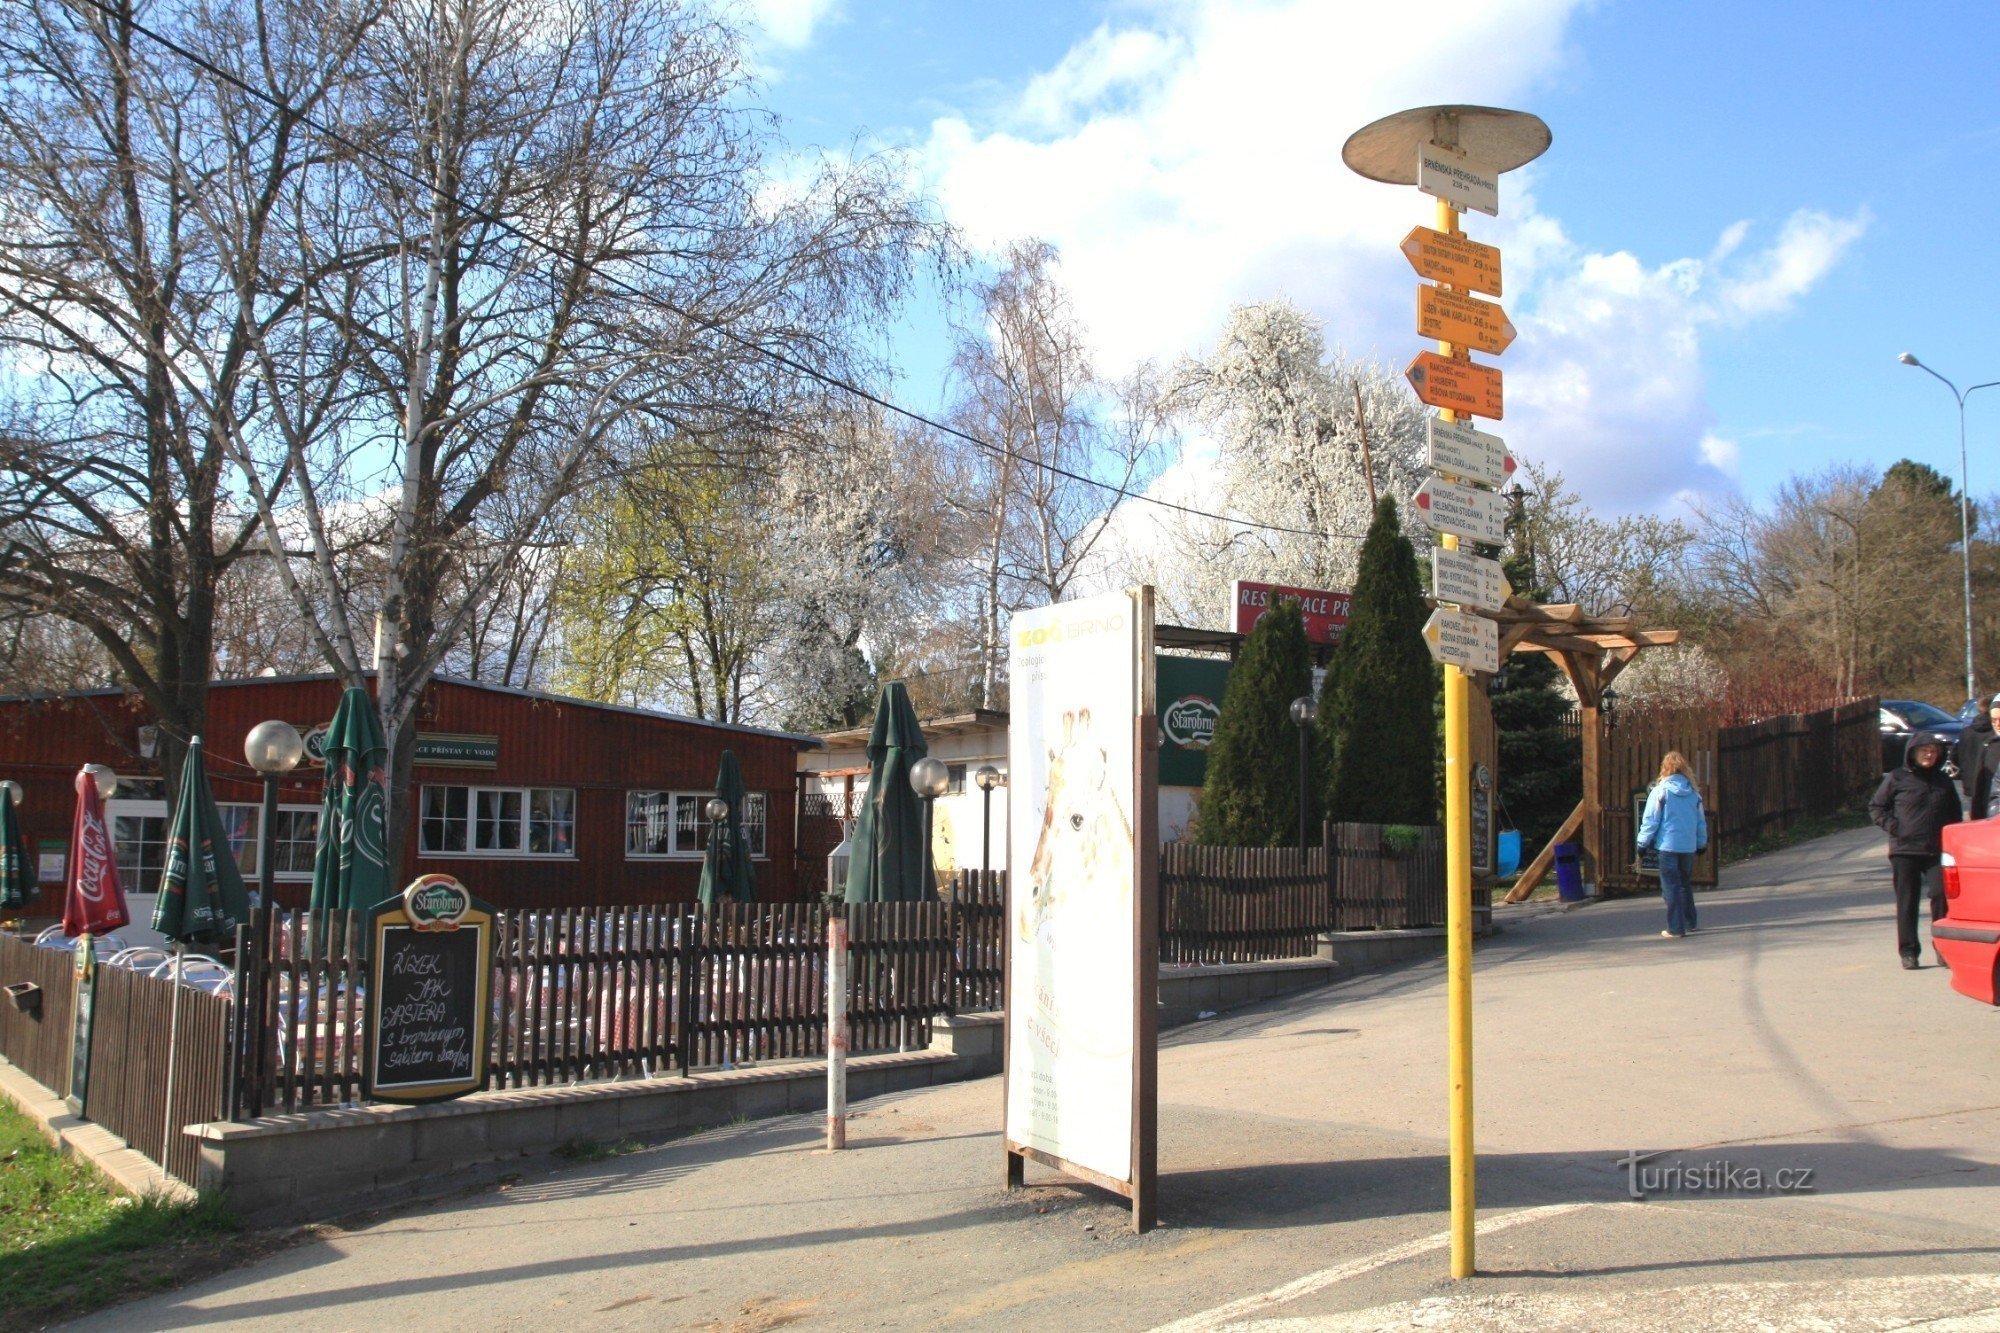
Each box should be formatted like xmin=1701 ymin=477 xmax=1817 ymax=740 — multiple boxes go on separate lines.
xmin=1553 ymin=840 xmax=1587 ymax=902
xmin=1496 ymin=829 xmax=1522 ymax=879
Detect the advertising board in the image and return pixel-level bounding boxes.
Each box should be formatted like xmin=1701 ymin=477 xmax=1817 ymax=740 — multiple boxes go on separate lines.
xmin=1004 ymin=588 xmax=1157 ymax=1229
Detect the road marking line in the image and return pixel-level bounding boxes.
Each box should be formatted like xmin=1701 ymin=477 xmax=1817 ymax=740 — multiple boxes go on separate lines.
xmin=1148 ymin=1203 xmax=1593 ymax=1332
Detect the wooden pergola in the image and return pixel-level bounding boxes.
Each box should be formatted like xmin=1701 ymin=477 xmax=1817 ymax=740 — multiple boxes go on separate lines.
xmin=1488 ymin=597 xmax=1680 ymax=903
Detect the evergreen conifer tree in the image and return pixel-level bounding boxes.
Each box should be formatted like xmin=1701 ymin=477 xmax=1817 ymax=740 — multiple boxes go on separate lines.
xmin=1318 ymin=496 xmax=1438 ymax=824
xmin=1191 ymin=598 xmax=1313 ymax=846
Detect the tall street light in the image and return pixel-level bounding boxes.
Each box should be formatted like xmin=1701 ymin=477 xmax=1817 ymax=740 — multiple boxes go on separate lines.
xmin=1289 ymin=696 xmax=1317 ymax=853
xmin=973 ymin=765 xmax=1004 ymax=888
xmin=244 ymin=721 xmax=304 ymax=909
xmin=1899 ymin=353 xmax=1996 ymax=702
xmin=910 ymin=757 xmax=950 ymax=895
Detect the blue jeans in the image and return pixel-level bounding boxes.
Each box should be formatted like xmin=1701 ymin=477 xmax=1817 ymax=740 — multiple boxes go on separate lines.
xmin=1658 ymin=851 xmax=1697 ymax=935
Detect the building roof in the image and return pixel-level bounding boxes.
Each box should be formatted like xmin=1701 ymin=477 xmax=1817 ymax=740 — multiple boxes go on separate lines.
xmin=814 ymin=708 xmax=1010 ymax=749
xmin=0 ymin=671 xmax=824 ymax=748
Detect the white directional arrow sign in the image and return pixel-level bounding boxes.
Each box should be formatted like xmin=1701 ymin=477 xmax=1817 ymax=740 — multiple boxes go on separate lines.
xmin=1414 ymin=475 xmax=1508 ymax=546
xmin=1427 ymin=417 xmax=1515 ymax=489
xmin=1423 ymin=607 xmax=1500 ymax=674
xmin=1433 ymin=546 xmax=1512 ymax=613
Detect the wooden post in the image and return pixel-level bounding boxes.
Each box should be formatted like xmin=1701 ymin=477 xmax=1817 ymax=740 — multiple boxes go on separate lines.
xmin=826 ymin=913 xmax=848 ymax=1151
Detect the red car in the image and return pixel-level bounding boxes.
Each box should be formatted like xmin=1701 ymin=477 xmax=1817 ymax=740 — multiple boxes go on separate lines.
xmin=1939 ymin=819 xmax=2000 ymax=1004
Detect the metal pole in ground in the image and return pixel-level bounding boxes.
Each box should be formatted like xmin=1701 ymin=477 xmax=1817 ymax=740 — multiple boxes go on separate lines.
xmin=826 ymin=912 xmax=848 ymax=1150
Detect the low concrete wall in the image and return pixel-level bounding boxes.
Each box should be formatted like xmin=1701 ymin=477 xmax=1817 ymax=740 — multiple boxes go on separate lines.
xmin=1158 ymin=958 xmax=1340 ymax=1027
xmin=192 ymin=1048 xmax=978 ymax=1225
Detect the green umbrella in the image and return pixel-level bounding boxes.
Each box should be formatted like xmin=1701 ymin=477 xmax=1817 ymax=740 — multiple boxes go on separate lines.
xmin=310 ymin=686 xmax=392 ymax=918
xmin=697 ymin=749 xmax=757 ymax=908
xmin=842 ymin=683 xmax=935 ymax=903
xmin=0 ymin=786 xmax=31 ymax=913
xmin=151 ymin=736 xmax=252 ymax=943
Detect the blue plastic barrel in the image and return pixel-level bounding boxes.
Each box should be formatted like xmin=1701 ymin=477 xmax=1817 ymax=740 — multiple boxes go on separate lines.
xmin=1553 ymin=840 xmax=1586 ymax=901
xmin=1496 ymin=829 xmax=1522 ymax=878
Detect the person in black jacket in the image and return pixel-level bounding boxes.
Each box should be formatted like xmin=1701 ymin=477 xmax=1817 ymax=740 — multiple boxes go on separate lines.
xmin=1955 ymin=694 xmax=2000 ymax=820
xmin=1869 ymin=729 xmax=1962 ymax=969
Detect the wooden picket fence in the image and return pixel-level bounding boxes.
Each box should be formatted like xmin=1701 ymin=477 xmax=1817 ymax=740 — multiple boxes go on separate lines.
xmin=0 ymin=932 xmax=76 ymax=1093
xmin=233 ymin=890 xmax=1009 ymax=1117
xmin=83 ymin=964 xmax=230 ymax=1186
xmin=1329 ymin=823 xmax=1448 ymax=930
xmin=1160 ymin=845 xmax=1330 ymax=964
xmin=0 ymin=933 xmax=230 ymax=1187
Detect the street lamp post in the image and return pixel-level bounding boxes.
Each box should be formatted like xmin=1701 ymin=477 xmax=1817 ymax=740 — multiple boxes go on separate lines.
xmin=973 ymin=765 xmax=1004 ymax=887
xmin=1289 ymin=696 xmax=1317 ymax=852
xmin=910 ymin=758 xmax=950 ymax=895
xmin=704 ymin=796 xmax=730 ymax=867
xmin=1899 ymin=353 xmax=1995 ymax=703
xmin=244 ymin=721 xmax=304 ymax=909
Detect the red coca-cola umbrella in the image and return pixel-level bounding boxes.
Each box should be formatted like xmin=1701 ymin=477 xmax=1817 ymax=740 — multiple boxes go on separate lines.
xmin=63 ymin=764 xmax=130 ymax=938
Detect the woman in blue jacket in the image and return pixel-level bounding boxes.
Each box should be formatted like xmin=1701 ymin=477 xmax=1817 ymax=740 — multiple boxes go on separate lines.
xmin=1637 ymin=751 xmax=1708 ymax=939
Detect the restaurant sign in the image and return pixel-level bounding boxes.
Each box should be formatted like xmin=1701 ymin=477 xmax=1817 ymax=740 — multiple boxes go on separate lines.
xmin=1229 ymin=579 xmax=1353 ymax=646
xmin=303 ymin=726 xmax=499 ymax=769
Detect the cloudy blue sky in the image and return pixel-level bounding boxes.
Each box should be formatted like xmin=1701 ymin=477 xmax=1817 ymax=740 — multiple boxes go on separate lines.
xmin=741 ymin=0 xmax=1998 ymax=517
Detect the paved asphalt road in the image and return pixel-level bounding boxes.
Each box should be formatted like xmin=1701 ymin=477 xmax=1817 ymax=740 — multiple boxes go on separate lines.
xmin=79 ymin=827 xmax=2000 ymax=1331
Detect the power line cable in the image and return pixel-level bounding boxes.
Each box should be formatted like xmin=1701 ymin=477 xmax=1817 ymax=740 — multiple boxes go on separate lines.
xmin=59 ymin=0 xmax=1367 ymax=545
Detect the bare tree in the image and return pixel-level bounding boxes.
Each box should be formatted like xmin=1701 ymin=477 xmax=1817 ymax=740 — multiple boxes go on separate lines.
xmin=212 ymin=0 xmax=941 ymax=858
xmin=947 ymin=239 xmax=1163 ymax=704
xmin=0 ymin=0 xmax=374 ymax=791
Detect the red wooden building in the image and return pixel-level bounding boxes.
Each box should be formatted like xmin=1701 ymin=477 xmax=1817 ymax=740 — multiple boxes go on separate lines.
xmin=0 ymin=674 xmax=820 ymax=913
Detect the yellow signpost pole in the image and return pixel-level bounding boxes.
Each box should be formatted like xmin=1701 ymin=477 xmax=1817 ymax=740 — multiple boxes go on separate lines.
xmin=1343 ymin=103 xmax=1549 ymax=1284
xmin=1435 ymin=196 xmax=1476 ymax=1281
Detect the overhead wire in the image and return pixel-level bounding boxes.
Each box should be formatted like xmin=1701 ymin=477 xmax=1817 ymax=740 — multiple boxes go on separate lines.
xmin=61 ymin=0 xmax=1367 ymax=545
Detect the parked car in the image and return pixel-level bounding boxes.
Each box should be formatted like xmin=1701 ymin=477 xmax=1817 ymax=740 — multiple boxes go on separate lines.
xmin=1958 ymin=698 xmax=1989 ymax=725
xmin=1880 ymin=700 xmax=1965 ymax=771
xmin=1938 ymin=819 xmax=2000 ymax=1005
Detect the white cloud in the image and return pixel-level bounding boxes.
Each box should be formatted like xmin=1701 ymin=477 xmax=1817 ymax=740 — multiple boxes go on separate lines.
xmin=744 ymin=0 xmax=838 ymax=50
xmin=914 ymin=0 xmax=1867 ymax=514
xmin=1699 ymin=433 xmax=1741 ymax=476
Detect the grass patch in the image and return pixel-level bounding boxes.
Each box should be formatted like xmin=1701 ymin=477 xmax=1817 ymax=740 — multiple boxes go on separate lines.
xmin=0 ymin=1096 xmax=273 ymax=1327
xmin=552 ymin=1137 xmax=645 ymax=1163
xmin=1722 ymin=800 xmax=1875 ymax=866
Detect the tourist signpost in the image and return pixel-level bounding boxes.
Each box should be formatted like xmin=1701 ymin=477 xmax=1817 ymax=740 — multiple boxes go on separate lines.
xmin=1417 ymin=286 xmax=1515 ymax=355
xmin=1415 ymin=475 xmax=1509 ymax=546
xmin=1406 ymin=350 xmax=1504 ymax=419
xmin=1433 ymin=546 xmax=1511 ymax=613
xmin=1401 ymin=226 xmax=1502 ymax=296
xmin=1423 ymin=607 xmax=1501 ymax=675
xmin=1427 ymin=417 xmax=1514 ymax=489
xmin=1345 ymin=102 xmax=1551 ymax=1281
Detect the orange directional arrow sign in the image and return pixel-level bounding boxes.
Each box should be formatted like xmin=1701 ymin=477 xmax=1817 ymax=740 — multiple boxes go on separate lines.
xmin=1400 ymin=227 xmax=1502 ymax=297
xmin=1418 ymin=285 xmax=1516 ymax=355
xmin=1406 ymin=351 xmax=1503 ymax=420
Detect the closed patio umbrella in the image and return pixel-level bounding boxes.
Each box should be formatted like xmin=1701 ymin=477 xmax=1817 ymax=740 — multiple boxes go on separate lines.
xmin=0 ymin=783 xmax=31 ymax=913
xmin=310 ymin=686 xmax=392 ymax=918
xmin=63 ymin=766 xmax=129 ymax=938
xmin=697 ymin=749 xmax=757 ymax=908
xmin=151 ymin=736 xmax=252 ymax=944
xmin=842 ymin=683 xmax=935 ymax=903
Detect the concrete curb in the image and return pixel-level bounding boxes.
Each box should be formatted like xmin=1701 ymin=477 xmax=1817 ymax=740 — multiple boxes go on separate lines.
xmin=0 ymin=1057 xmax=194 ymax=1203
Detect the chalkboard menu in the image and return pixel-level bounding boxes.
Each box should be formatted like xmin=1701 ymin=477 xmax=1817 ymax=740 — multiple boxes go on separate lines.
xmin=1470 ymin=788 xmax=1492 ymax=874
xmin=365 ymin=876 xmax=492 ymax=1104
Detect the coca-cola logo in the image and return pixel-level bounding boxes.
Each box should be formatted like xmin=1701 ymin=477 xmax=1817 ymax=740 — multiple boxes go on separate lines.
xmin=1162 ymin=696 xmax=1220 ymax=750
xmin=76 ymin=808 xmax=111 ymax=904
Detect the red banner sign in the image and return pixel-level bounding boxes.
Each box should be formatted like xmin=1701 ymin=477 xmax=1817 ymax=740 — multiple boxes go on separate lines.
xmin=1230 ymin=580 xmax=1353 ymax=646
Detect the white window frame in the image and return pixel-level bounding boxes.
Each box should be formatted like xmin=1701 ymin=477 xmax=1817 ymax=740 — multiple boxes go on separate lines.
xmin=624 ymin=789 xmax=768 ymax=860
xmin=104 ymin=798 xmax=320 ymax=884
xmin=418 ymin=784 xmax=577 ymax=859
